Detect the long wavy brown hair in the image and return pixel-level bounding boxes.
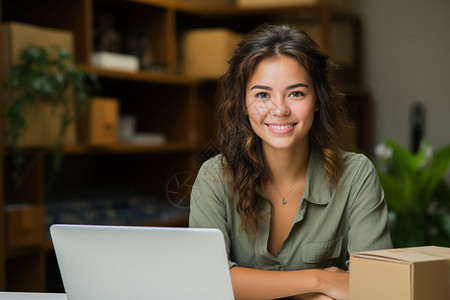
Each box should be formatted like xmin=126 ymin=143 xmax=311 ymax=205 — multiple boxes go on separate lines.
xmin=216 ymin=24 xmax=350 ymax=235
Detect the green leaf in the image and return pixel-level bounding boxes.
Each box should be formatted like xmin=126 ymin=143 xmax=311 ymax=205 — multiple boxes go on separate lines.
xmin=377 ymin=139 xmax=450 ymax=247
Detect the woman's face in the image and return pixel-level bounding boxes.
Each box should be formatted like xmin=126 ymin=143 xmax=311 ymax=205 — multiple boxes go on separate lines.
xmin=245 ymin=55 xmax=318 ymax=152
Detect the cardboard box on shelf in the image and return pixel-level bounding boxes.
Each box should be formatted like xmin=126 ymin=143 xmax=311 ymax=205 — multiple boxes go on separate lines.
xmin=1 ymin=22 xmax=77 ymax=146
xmin=6 ymin=204 xmax=45 ymax=250
xmin=78 ymin=97 xmax=119 ymax=146
xmin=350 ymin=246 xmax=450 ymax=300
xmin=180 ymin=28 xmax=243 ymax=79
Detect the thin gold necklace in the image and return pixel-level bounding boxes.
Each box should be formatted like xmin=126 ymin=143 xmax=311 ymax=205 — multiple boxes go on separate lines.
xmin=273 ymin=181 xmax=299 ymax=205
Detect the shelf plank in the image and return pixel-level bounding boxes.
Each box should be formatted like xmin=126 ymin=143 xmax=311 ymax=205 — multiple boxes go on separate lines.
xmin=123 ymin=0 xmax=355 ymax=18
xmin=175 ymin=2 xmax=356 ymax=19
xmin=127 ymin=0 xmax=178 ymax=9
xmin=62 ymin=142 xmax=195 ymax=154
xmin=83 ymin=66 xmax=201 ymax=86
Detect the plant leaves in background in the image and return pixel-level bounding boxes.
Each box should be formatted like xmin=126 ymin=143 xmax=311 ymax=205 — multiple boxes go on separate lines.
xmin=375 ymin=139 xmax=450 ymax=248
xmin=2 ymin=44 xmax=100 ymax=189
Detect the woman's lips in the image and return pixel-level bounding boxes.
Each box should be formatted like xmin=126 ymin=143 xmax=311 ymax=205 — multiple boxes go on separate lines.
xmin=265 ymin=123 xmax=297 ymax=134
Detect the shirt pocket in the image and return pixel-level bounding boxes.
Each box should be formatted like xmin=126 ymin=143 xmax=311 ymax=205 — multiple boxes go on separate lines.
xmin=301 ymin=236 xmax=343 ymax=267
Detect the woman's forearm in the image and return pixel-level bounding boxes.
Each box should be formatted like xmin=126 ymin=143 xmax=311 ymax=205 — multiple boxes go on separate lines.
xmin=230 ymin=267 xmax=322 ymax=300
xmin=230 ymin=266 xmax=349 ymax=300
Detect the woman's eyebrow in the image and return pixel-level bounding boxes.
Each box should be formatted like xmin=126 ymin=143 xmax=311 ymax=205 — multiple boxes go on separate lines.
xmin=250 ymin=83 xmax=309 ymax=91
xmin=250 ymin=85 xmax=272 ymax=91
xmin=286 ymin=83 xmax=309 ymax=89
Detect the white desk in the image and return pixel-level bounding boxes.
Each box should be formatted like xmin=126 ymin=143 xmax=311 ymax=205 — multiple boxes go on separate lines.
xmin=0 ymin=293 xmax=66 ymax=300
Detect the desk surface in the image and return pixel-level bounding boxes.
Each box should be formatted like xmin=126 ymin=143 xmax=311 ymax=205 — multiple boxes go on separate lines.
xmin=0 ymin=293 xmax=67 ymax=300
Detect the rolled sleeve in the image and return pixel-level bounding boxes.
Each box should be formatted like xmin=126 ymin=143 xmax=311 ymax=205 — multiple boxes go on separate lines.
xmin=189 ymin=156 xmax=238 ymax=268
xmin=347 ymin=158 xmax=393 ymax=256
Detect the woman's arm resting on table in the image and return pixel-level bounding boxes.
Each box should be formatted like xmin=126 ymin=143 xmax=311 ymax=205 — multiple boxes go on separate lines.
xmin=230 ymin=266 xmax=349 ymax=300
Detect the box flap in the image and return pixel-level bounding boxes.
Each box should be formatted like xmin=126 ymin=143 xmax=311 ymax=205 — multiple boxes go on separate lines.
xmin=351 ymin=246 xmax=450 ymax=264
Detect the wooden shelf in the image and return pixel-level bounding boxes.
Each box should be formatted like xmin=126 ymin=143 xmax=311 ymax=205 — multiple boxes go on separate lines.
xmin=62 ymin=142 xmax=195 ymax=155
xmin=7 ymin=142 xmax=196 ymax=155
xmin=175 ymin=2 xmax=356 ymax=18
xmin=83 ymin=66 xmax=201 ymax=86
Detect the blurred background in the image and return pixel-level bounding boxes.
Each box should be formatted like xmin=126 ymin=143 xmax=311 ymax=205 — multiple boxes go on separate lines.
xmin=354 ymin=0 xmax=450 ymax=150
xmin=0 ymin=0 xmax=449 ymax=293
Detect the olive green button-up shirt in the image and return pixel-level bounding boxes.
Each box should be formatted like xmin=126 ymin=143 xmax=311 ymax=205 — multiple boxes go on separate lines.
xmin=189 ymin=148 xmax=393 ymax=271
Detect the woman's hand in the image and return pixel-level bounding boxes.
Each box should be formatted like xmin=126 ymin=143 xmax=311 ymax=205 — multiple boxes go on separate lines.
xmin=318 ymin=267 xmax=349 ymax=300
xmin=290 ymin=267 xmax=348 ymax=300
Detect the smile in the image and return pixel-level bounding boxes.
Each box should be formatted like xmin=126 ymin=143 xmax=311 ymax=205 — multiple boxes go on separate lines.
xmin=267 ymin=124 xmax=294 ymax=130
xmin=265 ymin=123 xmax=298 ymax=134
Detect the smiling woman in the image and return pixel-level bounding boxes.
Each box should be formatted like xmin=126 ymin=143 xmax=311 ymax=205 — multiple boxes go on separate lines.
xmin=189 ymin=24 xmax=393 ymax=300
xmin=246 ymin=55 xmax=317 ymax=153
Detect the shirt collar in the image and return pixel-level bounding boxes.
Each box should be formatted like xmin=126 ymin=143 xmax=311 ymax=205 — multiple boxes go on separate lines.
xmin=303 ymin=146 xmax=332 ymax=205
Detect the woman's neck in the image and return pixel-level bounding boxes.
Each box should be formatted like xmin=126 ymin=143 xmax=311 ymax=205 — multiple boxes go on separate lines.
xmin=263 ymin=141 xmax=310 ymax=185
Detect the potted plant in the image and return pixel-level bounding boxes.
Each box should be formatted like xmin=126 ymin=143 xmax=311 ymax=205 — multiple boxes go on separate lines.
xmin=2 ymin=44 xmax=99 ymax=189
xmin=374 ymin=139 xmax=450 ymax=247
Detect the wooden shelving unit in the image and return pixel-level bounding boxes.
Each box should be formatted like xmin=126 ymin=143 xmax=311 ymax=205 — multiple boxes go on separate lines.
xmin=0 ymin=0 xmax=364 ymax=292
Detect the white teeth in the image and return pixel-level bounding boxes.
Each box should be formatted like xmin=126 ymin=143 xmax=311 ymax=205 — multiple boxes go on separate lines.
xmin=269 ymin=124 xmax=293 ymax=130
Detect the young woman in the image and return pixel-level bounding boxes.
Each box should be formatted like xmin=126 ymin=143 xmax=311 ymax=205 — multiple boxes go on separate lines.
xmin=189 ymin=24 xmax=392 ymax=300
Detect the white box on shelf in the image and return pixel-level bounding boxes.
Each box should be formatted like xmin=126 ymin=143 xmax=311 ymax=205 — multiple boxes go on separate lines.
xmin=130 ymin=133 xmax=166 ymax=145
xmin=91 ymin=51 xmax=139 ymax=72
xmin=120 ymin=132 xmax=166 ymax=145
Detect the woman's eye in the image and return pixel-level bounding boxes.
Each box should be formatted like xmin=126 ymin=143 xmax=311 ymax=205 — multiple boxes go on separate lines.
xmin=256 ymin=92 xmax=270 ymax=99
xmin=290 ymin=91 xmax=305 ymax=98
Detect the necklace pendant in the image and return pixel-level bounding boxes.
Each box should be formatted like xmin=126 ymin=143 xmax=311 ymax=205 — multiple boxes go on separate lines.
xmin=281 ymin=198 xmax=287 ymax=205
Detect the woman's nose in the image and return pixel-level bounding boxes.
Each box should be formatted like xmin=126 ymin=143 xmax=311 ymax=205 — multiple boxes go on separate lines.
xmin=269 ymin=97 xmax=290 ymax=116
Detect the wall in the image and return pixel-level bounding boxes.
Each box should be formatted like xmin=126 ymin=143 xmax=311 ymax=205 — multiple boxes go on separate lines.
xmin=353 ymin=0 xmax=450 ymax=150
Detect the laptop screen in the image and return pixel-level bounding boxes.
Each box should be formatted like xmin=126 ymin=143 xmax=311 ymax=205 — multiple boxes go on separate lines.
xmin=50 ymin=224 xmax=234 ymax=300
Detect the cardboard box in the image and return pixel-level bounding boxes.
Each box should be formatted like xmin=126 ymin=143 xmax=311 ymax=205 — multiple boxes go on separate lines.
xmin=1 ymin=22 xmax=77 ymax=146
xmin=79 ymin=97 xmax=119 ymax=146
xmin=180 ymin=28 xmax=243 ymax=78
xmin=350 ymin=246 xmax=450 ymax=300
xmin=302 ymin=22 xmax=354 ymax=66
xmin=236 ymin=0 xmax=352 ymax=10
xmin=6 ymin=204 xmax=45 ymax=250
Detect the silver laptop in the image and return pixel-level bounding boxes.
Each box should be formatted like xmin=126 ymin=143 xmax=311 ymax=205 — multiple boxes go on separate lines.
xmin=50 ymin=224 xmax=234 ymax=300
